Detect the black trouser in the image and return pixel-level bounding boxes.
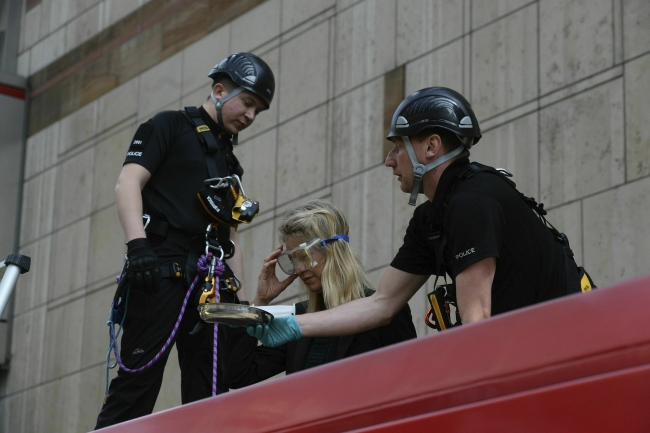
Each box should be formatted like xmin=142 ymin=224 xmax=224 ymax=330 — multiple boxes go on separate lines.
xmin=95 ymin=252 xmax=235 ymax=429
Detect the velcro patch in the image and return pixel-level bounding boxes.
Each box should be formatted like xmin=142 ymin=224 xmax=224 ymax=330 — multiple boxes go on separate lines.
xmin=130 ymin=122 xmax=153 ymax=149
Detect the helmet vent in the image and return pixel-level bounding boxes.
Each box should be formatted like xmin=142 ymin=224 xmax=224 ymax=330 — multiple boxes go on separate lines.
xmin=396 ymin=116 xmax=409 ymax=129
xmin=459 ymin=116 xmax=473 ymax=128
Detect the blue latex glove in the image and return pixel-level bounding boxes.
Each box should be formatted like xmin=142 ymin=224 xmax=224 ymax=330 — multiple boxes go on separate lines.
xmin=247 ymin=316 xmax=302 ymax=347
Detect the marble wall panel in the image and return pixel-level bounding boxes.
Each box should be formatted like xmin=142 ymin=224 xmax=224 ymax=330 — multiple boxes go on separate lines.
xmin=278 ymin=21 xmax=329 ymax=122
xmin=48 ymin=0 xmax=77 ymax=33
xmin=331 ymin=165 xmax=394 ymax=270
xmin=540 ymin=79 xmax=625 ymax=208
xmin=238 ymin=217 xmax=276 ymax=302
xmin=103 ymin=0 xmax=143 ymax=28
xmin=396 ymin=0 xmax=463 ymax=65
xmin=404 ymin=39 xmax=464 ymax=95
xmin=471 ymin=112 xmax=539 ymax=198
xmin=334 ymin=0 xmax=396 ymax=96
xmin=87 ymin=205 xmax=125 ymax=284
xmin=624 ymin=53 xmax=650 ymax=181
xmin=65 ymin=2 xmax=102 ymax=53
xmin=235 ymin=128 xmax=277 ymax=213
xmin=41 ymin=296 xmax=85 ymax=381
xmin=471 ymin=4 xmax=538 ymax=120
xmin=24 ymin=122 xmax=60 ymax=179
xmin=59 ymin=103 xmax=97 ymax=153
xmin=276 ymin=105 xmax=329 ymax=205
xmin=539 ymin=0 xmax=613 ymax=94
xmin=181 ymin=86 xmax=209 ymax=109
xmin=93 ymin=124 xmax=137 ymax=211
xmin=0 ymin=390 xmax=25 ymax=433
xmin=19 ymin=167 xmax=56 ymax=244
xmin=17 ymin=51 xmax=30 ymax=77
xmin=332 ymin=77 xmax=384 ymax=182
xmin=282 ymin=0 xmax=335 ymax=31
xmin=96 ymin=78 xmax=139 ymax=133
xmin=34 ymin=372 xmax=84 ymax=432
xmin=22 ymin=4 xmax=42 ymax=50
xmin=230 ymin=0 xmax=282 ymax=53
xmin=472 ymin=0 xmax=535 ymax=29
xmin=239 ymin=48 xmax=280 ymax=138
xmin=48 ymin=218 xmax=91 ymax=300
xmin=137 ymin=52 xmax=183 ymax=120
xmin=181 ymin=24 xmax=230 ymax=95
xmin=14 ymin=236 xmax=51 ymax=315
xmin=583 ymin=176 xmax=650 ymax=287
xmin=53 ymin=147 xmax=94 ymax=230
xmin=30 ymin=27 xmax=66 ymax=74
xmin=6 ymin=306 xmax=46 ymax=393
xmin=623 ymin=0 xmax=650 ymax=61
xmin=81 ymin=284 xmax=116 ymax=369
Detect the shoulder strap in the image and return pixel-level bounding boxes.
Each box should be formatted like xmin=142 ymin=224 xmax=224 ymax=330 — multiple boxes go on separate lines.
xmin=182 ymin=106 xmax=230 ymax=178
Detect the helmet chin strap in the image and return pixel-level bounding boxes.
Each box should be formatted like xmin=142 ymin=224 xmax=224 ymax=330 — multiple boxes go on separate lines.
xmin=211 ymin=86 xmax=245 ymax=133
xmin=402 ymin=136 xmax=464 ymax=206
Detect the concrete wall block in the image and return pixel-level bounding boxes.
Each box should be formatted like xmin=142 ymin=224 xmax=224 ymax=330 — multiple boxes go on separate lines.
xmin=42 ymin=296 xmax=85 ymax=382
xmin=87 ymin=205 xmax=125 ymax=284
xmin=472 ymin=0 xmax=535 ymax=29
xmin=59 ymin=103 xmax=98 ymax=153
xmin=279 ymin=21 xmax=330 ymax=122
xmin=235 ymin=128 xmax=277 ymax=212
xmin=53 ymin=147 xmax=94 ymax=230
xmin=20 ymin=167 xmax=57 ymax=244
xmin=332 ymin=77 xmax=384 ymax=182
xmin=181 ymin=24 xmax=230 ymax=96
xmin=404 ymin=39 xmax=464 ymax=95
xmin=276 ymin=105 xmax=329 ymax=205
xmin=65 ymin=2 xmax=103 ymax=53
xmin=540 ymin=79 xmax=625 ymax=207
xmin=471 ymin=4 xmax=538 ymax=120
xmin=334 ymin=0 xmax=396 ymax=96
xmin=396 ymin=0 xmax=463 ymax=65
xmin=24 ymin=122 xmax=60 ymax=179
xmin=137 ymin=52 xmax=183 ymax=120
xmin=540 ymin=0 xmax=614 ymax=94
xmin=6 ymin=306 xmax=46 ymax=393
xmin=472 ymin=112 xmax=539 ymax=199
xmin=1 ymin=390 xmax=25 ymax=433
xmin=623 ymin=0 xmax=650 ymax=61
xmin=81 ymin=284 xmax=115 ymax=369
xmin=583 ymin=176 xmax=650 ymax=287
xmin=93 ymin=124 xmax=137 ymax=211
xmin=282 ymin=0 xmax=335 ymax=32
xmin=231 ymin=0 xmax=282 ymax=53
xmin=48 ymin=218 xmax=91 ymax=300
xmin=624 ymin=53 xmax=650 ymax=181
xmin=103 ymin=0 xmax=143 ymax=28
xmin=14 ymin=236 xmax=51 ymax=315
xmin=96 ymin=78 xmax=139 ymax=133
xmin=22 ymin=4 xmax=42 ymax=50
xmin=29 ymin=27 xmax=67 ymax=74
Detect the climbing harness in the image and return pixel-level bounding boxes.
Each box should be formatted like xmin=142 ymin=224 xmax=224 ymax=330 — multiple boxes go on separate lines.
xmin=104 ymin=226 xmax=230 ymax=402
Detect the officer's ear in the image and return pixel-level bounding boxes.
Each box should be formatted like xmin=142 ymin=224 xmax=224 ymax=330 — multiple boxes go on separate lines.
xmin=423 ymin=133 xmax=444 ymax=160
xmin=212 ymin=82 xmax=228 ymax=99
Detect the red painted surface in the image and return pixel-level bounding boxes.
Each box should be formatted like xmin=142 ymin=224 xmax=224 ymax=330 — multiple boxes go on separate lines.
xmin=0 ymin=83 xmax=26 ymax=100
xmin=96 ymin=275 xmax=650 ymax=433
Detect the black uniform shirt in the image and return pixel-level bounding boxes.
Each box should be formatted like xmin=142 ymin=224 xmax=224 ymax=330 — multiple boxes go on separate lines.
xmin=391 ymin=158 xmax=568 ymax=315
xmin=124 ymin=107 xmax=238 ymax=237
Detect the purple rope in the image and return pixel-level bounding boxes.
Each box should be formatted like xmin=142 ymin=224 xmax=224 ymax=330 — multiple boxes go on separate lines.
xmin=111 ymin=254 xmax=215 ymax=374
xmin=211 ymin=259 xmax=225 ymax=396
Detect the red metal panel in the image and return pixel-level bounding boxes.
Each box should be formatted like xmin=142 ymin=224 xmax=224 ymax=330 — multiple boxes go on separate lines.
xmin=95 ymin=275 xmax=650 ymax=433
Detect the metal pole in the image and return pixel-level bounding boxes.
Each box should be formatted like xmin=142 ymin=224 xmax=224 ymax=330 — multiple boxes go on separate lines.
xmin=0 ymin=263 xmax=21 ymax=318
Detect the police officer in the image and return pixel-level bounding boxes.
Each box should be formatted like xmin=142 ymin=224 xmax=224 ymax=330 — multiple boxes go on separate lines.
xmin=95 ymin=53 xmax=275 ymax=428
xmin=247 ymin=86 xmax=582 ymax=346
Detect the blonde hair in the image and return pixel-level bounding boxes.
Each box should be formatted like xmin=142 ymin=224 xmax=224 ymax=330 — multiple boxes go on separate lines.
xmin=278 ymin=200 xmax=371 ymax=313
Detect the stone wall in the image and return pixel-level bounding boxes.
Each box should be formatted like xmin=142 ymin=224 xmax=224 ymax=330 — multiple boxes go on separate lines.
xmin=2 ymin=0 xmax=649 ymax=432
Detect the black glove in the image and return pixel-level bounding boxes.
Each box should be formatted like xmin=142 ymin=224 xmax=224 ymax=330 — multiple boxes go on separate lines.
xmin=126 ymin=238 xmax=161 ymax=293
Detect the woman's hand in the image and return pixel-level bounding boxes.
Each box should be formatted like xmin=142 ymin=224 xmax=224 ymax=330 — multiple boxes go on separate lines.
xmin=252 ymin=246 xmax=298 ymax=306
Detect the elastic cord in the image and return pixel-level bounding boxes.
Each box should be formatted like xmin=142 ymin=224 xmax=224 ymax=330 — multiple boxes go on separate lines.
xmin=320 ymin=235 xmax=349 ymax=246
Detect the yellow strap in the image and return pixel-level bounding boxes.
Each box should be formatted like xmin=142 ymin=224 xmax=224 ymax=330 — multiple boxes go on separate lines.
xmin=581 ymin=273 xmax=592 ymax=292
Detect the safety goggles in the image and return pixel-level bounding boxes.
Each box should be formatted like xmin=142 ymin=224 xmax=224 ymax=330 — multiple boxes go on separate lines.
xmin=277 ymin=235 xmax=349 ymax=275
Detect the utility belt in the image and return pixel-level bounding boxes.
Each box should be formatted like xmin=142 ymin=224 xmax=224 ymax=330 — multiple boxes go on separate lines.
xmin=142 ymin=214 xmax=241 ymax=295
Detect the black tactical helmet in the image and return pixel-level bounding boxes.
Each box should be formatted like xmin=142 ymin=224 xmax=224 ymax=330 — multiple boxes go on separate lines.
xmin=208 ymin=53 xmax=275 ymax=109
xmin=387 ymin=87 xmax=481 ymax=147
